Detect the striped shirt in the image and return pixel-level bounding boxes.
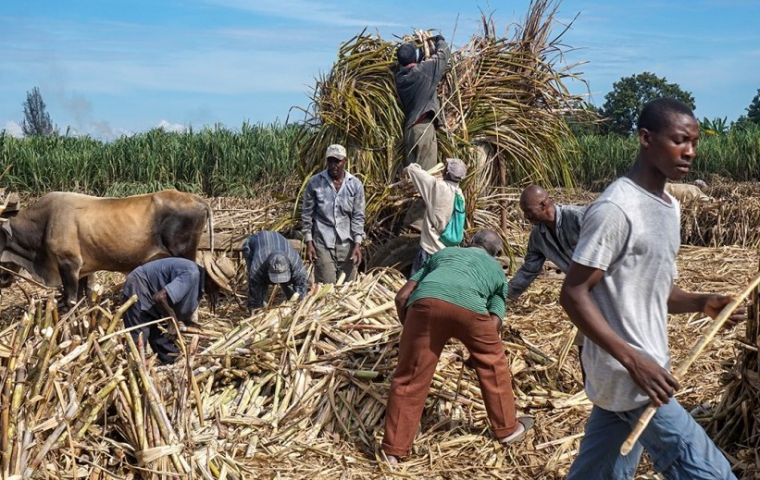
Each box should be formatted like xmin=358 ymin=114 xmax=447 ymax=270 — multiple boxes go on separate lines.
xmin=301 ymin=170 xmax=365 ymax=248
xmin=242 ymin=231 xmax=309 ymax=308
xmin=408 ymin=247 xmax=508 ymax=319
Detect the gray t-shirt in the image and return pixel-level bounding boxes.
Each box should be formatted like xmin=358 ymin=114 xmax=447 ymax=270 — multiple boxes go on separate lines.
xmin=573 ymin=177 xmax=680 ymax=412
xmin=123 ymin=257 xmax=204 ymax=323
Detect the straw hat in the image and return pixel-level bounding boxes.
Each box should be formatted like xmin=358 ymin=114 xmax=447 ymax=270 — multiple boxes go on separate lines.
xmin=199 ymin=252 xmax=236 ymax=293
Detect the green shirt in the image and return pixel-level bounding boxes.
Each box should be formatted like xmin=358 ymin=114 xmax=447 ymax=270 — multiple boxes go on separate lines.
xmin=408 ymin=247 xmax=509 ymax=318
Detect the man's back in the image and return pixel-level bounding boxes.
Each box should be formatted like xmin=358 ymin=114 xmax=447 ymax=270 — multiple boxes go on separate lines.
xmin=124 ymin=257 xmax=202 ymax=320
xmin=395 ymin=37 xmax=450 ymax=128
xmin=408 ymin=247 xmax=507 ymax=317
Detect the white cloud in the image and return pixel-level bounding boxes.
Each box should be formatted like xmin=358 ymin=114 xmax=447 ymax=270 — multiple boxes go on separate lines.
xmin=3 ymin=121 xmax=24 ymax=138
xmin=204 ymin=0 xmax=401 ymax=27
xmin=156 ymin=120 xmax=187 ymax=133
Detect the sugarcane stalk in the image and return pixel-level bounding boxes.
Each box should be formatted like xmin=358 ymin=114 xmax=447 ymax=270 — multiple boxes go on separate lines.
xmin=75 ymin=374 xmax=123 ymax=438
xmin=6 ymin=358 xmax=26 ymax=478
xmin=169 ymin=317 xmax=205 ymax=427
xmin=124 ymin=334 xmax=188 ymax=473
xmin=621 ymin=271 xmax=760 ymax=455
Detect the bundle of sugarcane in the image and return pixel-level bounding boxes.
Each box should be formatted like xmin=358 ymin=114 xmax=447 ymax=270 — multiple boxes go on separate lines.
xmin=707 ymin=264 xmax=760 ymax=478
xmin=295 ymin=0 xmax=586 ymax=241
xmin=680 ymin=196 xmax=760 ymax=249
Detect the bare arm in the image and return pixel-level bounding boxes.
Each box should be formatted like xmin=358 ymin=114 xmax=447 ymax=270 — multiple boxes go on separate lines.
xmin=152 ymin=289 xmax=179 ymax=323
xmin=668 ymin=284 xmax=744 ymax=325
xmin=560 ymin=262 xmax=680 ymax=406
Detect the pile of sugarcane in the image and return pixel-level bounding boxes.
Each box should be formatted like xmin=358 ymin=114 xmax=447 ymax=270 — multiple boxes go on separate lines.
xmin=0 ymin=269 xmax=582 ymax=479
xmin=295 ymin=0 xmax=585 ymax=240
xmin=680 ymin=197 xmax=760 ymax=249
xmin=707 ymin=265 xmax=760 ymax=478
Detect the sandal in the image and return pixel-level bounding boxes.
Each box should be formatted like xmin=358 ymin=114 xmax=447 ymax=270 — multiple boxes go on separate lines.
xmin=499 ymin=416 xmax=534 ymax=445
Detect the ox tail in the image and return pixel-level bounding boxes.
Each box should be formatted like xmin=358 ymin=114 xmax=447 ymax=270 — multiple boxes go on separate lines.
xmin=205 ymin=203 xmax=214 ymax=255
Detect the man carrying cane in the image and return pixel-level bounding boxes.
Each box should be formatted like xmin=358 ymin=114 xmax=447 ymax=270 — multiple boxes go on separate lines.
xmin=395 ymin=34 xmax=450 ymax=170
xmin=560 ymin=98 xmax=743 ymax=479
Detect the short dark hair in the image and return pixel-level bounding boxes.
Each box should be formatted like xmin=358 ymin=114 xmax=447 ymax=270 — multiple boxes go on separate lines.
xmin=397 ymin=43 xmax=417 ymax=66
xmin=637 ymin=97 xmax=695 ymax=133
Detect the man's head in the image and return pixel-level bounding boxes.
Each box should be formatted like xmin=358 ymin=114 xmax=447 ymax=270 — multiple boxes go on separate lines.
xmin=638 ymin=98 xmax=699 ymax=181
xmin=325 ymin=144 xmax=347 ymax=180
xmin=444 ymin=158 xmax=467 ymax=183
xmin=266 ymin=252 xmax=291 ymax=285
xmin=397 ymin=43 xmax=418 ymax=66
xmin=519 ymin=185 xmax=555 ymax=226
xmin=470 ymin=229 xmax=503 ymax=257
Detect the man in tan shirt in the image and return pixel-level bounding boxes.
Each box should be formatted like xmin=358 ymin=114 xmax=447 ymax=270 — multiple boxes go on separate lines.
xmin=405 ymin=158 xmax=467 ymax=274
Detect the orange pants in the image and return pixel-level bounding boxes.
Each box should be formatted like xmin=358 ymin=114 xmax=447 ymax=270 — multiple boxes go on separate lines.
xmin=382 ymin=298 xmax=519 ymax=457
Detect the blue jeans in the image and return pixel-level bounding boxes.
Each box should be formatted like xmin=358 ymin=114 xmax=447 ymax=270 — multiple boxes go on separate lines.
xmin=568 ymin=399 xmax=736 ymax=480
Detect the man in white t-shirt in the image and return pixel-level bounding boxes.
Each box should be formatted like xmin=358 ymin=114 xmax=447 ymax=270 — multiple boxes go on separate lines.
xmin=560 ymin=98 xmax=744 ymax=479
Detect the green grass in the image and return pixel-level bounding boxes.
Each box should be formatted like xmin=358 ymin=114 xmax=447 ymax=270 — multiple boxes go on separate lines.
xmin=3 ymin=121 xmax=759 ymax=197
xmin=0 ymin=121 xmax=303 ymax=196
xmin=570 ymin=124 xmax=760 ymax=189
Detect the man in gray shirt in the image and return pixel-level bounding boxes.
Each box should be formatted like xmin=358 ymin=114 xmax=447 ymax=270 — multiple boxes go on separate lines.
xmin=395 ymin=35 xmax=450 ymax=170
xmin=509 ymin=186 xmax=585 ymax=300
xmin=509 ymin=185 xmax=586 ymax=376
xmin=560 ymin=98 xmax=741 ymax=479
xmin=302 ymin=144 xmax=365 ymax=284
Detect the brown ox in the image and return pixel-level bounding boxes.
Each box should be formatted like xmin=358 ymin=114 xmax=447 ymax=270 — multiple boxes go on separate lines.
xmin=0 ymin=190 xmax=213 ymax=306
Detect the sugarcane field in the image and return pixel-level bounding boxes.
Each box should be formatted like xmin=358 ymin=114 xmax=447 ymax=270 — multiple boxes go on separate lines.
xmin=2 ymin=1 xmax=760 ymax=479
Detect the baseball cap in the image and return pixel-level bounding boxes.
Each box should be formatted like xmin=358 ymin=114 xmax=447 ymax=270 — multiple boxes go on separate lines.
xmin=446 ymin=158 xmax=468 ymax=182
xmin=267 ymin=252 xmax=291 ymax=284
xmin=325 ymin=144 xmax=347 ymax=161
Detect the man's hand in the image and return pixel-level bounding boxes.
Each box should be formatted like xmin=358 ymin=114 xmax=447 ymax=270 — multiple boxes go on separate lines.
xmin=703 ymin=294 xmax=746 ymax=328
xmin=490 ymin=313 xmax=503 ymax=332
xmin=350 ymin=244 xmax=362 ymax=265
xmin=306 ymin=241 xmax=316 ymax=263
xmin=624 ymin=351 xmax=680 ymax=407
xmin=395 ymin=280 xmax=417 ymax=325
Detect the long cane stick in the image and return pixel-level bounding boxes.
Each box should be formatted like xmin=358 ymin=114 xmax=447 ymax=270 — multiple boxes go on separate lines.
xmin=620 ymin=271 xmax=760 ymax=455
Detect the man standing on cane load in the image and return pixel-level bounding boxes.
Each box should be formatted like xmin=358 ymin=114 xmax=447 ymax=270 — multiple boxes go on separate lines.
xmin=382 ymin=230 xmax=533 ymax=465
xmin=302 ymin=144 xmax=365 ymax=284
xmin=509 ymin=185 xmax=587 ymax=377
xmin=560 ymin=98 xmax=743 ymax=479
xmin=405 ymin=158 xmax=467 ymax=275
xmin=395 ymin=34 xmax=450 ymax=170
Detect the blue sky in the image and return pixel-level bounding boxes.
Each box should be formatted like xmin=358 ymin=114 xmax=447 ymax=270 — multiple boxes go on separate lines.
xmin=2 ymin=0 xmax=760 ymax=139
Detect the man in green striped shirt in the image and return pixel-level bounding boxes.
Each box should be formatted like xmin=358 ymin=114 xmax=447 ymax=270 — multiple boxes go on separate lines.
xmin=382 ymin=230 xmax=533 ymax=463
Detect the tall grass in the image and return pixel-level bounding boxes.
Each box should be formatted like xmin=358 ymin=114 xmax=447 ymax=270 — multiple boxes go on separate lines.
xmin=0 ymin=122 xmax=303 ymax=197
xmin=571 ymin=124 xmax=760 ymax=189
xmin=2 ymin=122 xmax=759 ymax=197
